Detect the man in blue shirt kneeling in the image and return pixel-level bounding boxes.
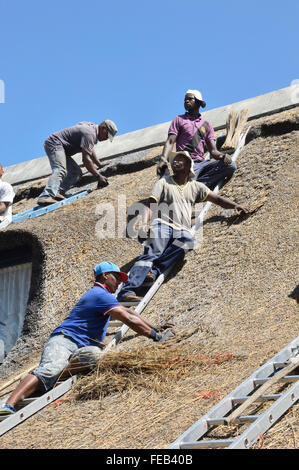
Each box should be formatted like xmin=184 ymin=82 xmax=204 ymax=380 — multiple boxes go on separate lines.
xmin=0 ymin=261 xmax=173 ymax=416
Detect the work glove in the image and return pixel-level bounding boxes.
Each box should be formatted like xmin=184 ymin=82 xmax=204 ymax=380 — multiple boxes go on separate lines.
xmin=150 ymin=328 xmax=175 ymax=343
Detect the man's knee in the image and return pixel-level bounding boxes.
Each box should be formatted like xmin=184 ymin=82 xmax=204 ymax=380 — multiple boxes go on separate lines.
xmin=53 ymin=166 xmax=67 ymax=179
xmin=70 ymin=346 xmax=104 ymax=369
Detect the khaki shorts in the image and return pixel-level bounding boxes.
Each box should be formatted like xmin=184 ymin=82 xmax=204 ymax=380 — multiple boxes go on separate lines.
xmin=31 ymin=334 xmax=103 ymax=391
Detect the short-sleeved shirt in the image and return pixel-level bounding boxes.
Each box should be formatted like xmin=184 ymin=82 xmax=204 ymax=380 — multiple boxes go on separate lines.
xmin=51 ymin=283 xmax=120 ymax=348
xmin=44 ymin=122 xmax=98 ymax=157
xmin=168 ymin=113 xmax=216 ymax=161
xmin=150 ymin=175 xmax=210 ymax=233
xmin=0 ymin=180 xmax=15 ymax=223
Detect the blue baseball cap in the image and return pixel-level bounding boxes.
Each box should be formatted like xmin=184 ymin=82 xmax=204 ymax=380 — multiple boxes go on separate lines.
xmin=94 ymin=261 xmax=128 ymax=282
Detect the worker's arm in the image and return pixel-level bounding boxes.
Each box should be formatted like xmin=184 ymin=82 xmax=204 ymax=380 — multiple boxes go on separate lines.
xmin=0 ymin=201 xmax=9 ymax=215
xmin=82 ymin=149 xmax=108 ymax=187
xmin=89 ymin=149 xmax=109 ymax=170
xmin=157 ymin=134 xmax=177 ymax=176
xmin=138 ymin=197 xmax=157 ymax=240
xmin=126 ymin=307 xmax=174 ymax=332
xmin=206 ymin=139 xmax=232 ymax=165
xmin=108 ymin=305 xmax=157 ymax=339
xmin=206 ymin=191 xmax=249 ymax=214
xmin=144 ymin=197 xmax=157 ymax=225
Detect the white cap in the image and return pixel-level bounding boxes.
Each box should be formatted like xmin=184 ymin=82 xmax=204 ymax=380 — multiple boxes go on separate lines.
xmin=185 ymin=89 xmax=206 ymax=108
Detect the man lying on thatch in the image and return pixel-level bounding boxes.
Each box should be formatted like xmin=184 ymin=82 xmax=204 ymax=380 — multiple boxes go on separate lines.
xmin=118 ymin=151 xmax=249 ymax=303
xmin=37 ymin=120 xmax=118 ymax=206
xmin=156 ymin=89 xmax=237 ymax=189
xmin=0 ymin=261 xmax=173 ymax=416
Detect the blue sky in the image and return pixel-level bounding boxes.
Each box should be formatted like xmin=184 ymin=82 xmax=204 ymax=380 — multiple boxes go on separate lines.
xmin=0 ymin=0 xmax=298 ymax=167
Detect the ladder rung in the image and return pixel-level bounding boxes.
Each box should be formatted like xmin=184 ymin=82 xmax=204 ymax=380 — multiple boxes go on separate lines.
xmin=232 ymin=394 xmax=281 ymax=404
xmin=280 ymin=375 xmax=299 ymax=382
xmin=254 ymin=375 xmax=299 ymax=385
xmin=206 ymin=418 xmax=226 ymax=426
xmin=234 ymin=415 xmax=259 ymax=424
xmin=180 ymin=439 xmax=234 ymax=449
xmin=207 ymin=415 xmax=258 ymax=427
xmin=207 ymin=414 xmax=259 ymax=428
xmin=273 ymin=361 xmax=290 ymax=370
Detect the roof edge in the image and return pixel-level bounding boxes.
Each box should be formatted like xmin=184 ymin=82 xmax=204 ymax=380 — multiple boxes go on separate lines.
xmin=3 ymin=85 xmax=299 ymax=186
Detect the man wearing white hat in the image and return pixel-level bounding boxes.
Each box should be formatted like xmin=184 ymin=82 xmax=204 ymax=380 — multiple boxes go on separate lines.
xmin=118 ymin=151 xmax=248 ymax=303
xmin=38 ymin=120 xmax=118 ymax=206
xmin=157 ymin=90 xmax=236 ymax=189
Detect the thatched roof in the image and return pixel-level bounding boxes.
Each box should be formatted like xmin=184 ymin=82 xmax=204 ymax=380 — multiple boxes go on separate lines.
xmin=0 ymin=108 xmax=298 ymax=449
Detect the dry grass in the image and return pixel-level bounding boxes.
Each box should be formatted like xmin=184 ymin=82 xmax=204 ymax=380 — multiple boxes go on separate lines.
xmin=73 ymin=329 xmax=239 ymax=401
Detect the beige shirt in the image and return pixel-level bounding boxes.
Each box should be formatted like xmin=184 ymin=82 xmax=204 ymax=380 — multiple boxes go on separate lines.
xmin=150 ymin=175 xmax=210 ymax=232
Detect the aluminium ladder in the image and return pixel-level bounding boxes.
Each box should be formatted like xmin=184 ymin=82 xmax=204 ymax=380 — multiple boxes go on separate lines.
xmin=0 ymin=130 xmax=249 ymax=437
xmin=168 ymin=337 xmax=299 ymax=449
xmin=0 ymin=189 xmax=92 ymax=231
xmin=12 ymin=189 xmax=93 ymax=224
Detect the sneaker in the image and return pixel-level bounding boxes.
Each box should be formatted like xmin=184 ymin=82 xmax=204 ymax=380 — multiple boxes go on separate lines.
xmin=121 ymin=295 xmax=143 ymax=304
xmin=0 ymin=403 xmax=16 ymax=416
xmin=142 ymin=272 xmax=156 ymax=287
xmin=37 ymin=197 xmax=58 ymax=206
xmin=54 ymin=193 xmax=65 ymax=201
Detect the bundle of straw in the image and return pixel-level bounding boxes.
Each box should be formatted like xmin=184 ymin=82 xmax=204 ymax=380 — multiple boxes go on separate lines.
xmin=222 ymin=109 xmax=249 ymax=151
xmin=72 ymin=337 xmax=237 ymax=401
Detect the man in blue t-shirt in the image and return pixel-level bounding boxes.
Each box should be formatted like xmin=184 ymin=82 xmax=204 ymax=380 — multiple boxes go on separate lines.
xmin=0 ymin=261 xmax=174 ymax=416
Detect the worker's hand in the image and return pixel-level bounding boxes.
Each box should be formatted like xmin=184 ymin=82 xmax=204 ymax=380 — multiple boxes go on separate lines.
xmin=222 ymin=154 xmax=232 ymax=166
xmin=137 ymin=224 xmax=150 ymax=243
xmin=97 ymin=175 xmax=109 ymax=189
xmin=98 ymin=161 xmax=110 ymax=169
xmin=157 ymin=161 xmax=168 ymax=177
xmin=156 ymin=322 xmax=175 ymax=332
xmin=235 ymin=205 xmax=250 ymax=215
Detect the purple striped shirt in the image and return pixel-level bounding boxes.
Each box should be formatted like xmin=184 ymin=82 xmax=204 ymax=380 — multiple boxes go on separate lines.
xmin=168 ymin=113 xmax=216 ymax=161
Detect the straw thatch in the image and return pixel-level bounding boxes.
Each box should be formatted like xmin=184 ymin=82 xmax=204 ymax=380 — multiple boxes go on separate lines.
xmin=0 ymin=107 xmax=298 ymax=449
xmin=222 ymin=109 xmax=250 ymax=150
